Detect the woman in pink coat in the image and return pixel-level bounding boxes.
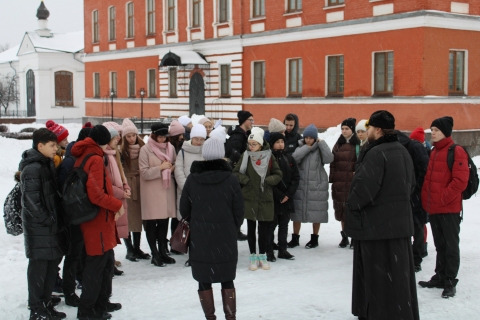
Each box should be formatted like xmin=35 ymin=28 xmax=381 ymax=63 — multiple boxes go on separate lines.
xmin=139 ymin=123 xmax=177 ymax=267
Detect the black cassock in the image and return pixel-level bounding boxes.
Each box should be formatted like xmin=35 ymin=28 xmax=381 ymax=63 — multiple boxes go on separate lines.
xmin=352 ymin=237 xmax=420 ymax=320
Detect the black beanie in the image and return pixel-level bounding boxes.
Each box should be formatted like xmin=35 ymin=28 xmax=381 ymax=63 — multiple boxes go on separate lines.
xmin=238 ymin=110 xmax=253 ymax=126
xmin=368 ymin=110 xmax=395 ymax=129
xmin=269 ymin=132 xmax=285 ymax=149
xmin=77 ymin=127 xmax=92 ymax=142
xmin=341 ymin=118 xmax=356 ymax=133
xmin=431 ymin=116 xmax=453 ymax=137
xmin=151 ymin=123 xmax=169 ymax=136
xmin=89 ymin=125 xmax=111 ymax=145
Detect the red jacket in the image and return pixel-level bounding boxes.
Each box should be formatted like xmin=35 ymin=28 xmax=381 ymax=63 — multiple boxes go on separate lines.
xmin=71 ymin=138 xmax=123 ymax=256
xmin=421 ymin=137 xmax=469 ymax=214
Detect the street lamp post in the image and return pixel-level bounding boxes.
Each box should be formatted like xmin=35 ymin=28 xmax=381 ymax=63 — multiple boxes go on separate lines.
xmin=110 ymin=89 xmax=115 ymax=121
xmin=140 ymin=88 xmax=145 ymax=133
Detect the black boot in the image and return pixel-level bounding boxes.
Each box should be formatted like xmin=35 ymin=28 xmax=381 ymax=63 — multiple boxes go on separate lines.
xmin=419 ymin=274 xmax=444 ymax=288
xmin=278 ymin=249 xmax=295 ymax=260
xmin=29 ymin=303 xmax=50 ymax=320
xmin=96 ymin=299 xmax=122 ymax=313
xmin=132 ymin=232 xmax=151 ymax=259
xmin=46 ymin=300 xmax=66 ymax=319
xmin=272 ymin=243 xmax=279 ymax=251
xmin=442 ymin=279 xmax=458 ymax=298
xmin=65 ymin=292 xmax=81 ymax=307
xmin=305 ymin=234 xmax=319 ymax=249
xmin=350 ymin=239 xmax=354 ymax=249
xmin=113 ymin=266 xmax=124 ymax=276
xmin=77 ymin=307 xmax=112 ymax=320
xmin=159 ymin=240 xmax=176 ymax=264
xmin=124 ymin=234 xmax=138 ymax=262
xmin=287 ymin=234 xmax=300 ymax=248
xmin=266 ymin=251 xmax=276 ymax=262
xmin=151 ymin=249 xmax=167 ymax=267
xmin=339 ymin=231 xmax=350 ymax=248
xmin=237 ymin=230 xmax=248 ymax=241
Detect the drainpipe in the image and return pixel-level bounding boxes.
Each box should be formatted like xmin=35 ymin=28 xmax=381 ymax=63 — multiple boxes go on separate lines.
xmin=9 ymin=61 xmax=18 ymax=116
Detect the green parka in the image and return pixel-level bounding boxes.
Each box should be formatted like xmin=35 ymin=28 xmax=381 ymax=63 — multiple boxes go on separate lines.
xmin=233 ymin=143 xmax=282 ymax=221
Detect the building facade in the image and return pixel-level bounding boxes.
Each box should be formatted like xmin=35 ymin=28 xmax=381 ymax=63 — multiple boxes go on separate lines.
xmin=83 ymin=0 xmax=480 ymax=129
xmin=0 ymin=2 xmax=85 ymax=121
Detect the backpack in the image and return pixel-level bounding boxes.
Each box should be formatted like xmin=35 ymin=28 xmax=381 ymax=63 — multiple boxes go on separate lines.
xmin=446 ymin=144 xmax=479 ymax=200
xmin=62 ymin=154 xmax=105 ymax=225
xmin=3 ymin=183 xmax=23 ymax=236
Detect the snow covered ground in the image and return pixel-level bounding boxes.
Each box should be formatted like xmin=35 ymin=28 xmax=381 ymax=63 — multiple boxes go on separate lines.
xmin=1 ymin=122 xmax=480 ymax=319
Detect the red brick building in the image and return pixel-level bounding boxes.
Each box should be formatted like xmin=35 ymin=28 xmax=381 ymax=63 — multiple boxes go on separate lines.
xmin=83 ymin=0 xmax=480 ymax=130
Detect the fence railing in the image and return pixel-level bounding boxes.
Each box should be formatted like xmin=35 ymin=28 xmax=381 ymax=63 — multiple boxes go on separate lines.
xmin=0 ymin=110 xmax=28 ymax=117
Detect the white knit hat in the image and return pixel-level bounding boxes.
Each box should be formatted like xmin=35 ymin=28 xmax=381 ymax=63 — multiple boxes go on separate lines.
xmin=248 ymin=127 xmax=264 ymax=146
xmin=190 ymin=124 xmax=207 ymax=139
xmin=268 ymin=118 xmax=286 ymax=133
xmin=178 ymin=115 xmax=192 ymax=127
xmin=202 ymin=138 xmax=225 ymax=161
xmin=356 ymin=119 xmax=368 ymax=133
xmin=210 ymin=126 xmax=227 ymax=143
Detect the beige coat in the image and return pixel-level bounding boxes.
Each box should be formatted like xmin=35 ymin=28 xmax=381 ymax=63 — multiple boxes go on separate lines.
xmin=124 ymin=155 xmax=143 ymax=232
xmin=174 ymin=140 xmax=204 ymax=219
xmin=139 ymin=143 xmax=177 ymax=220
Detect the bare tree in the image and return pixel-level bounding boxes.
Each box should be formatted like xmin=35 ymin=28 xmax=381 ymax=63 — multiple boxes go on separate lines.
xmin=0 ymin=43 xmax=10 ymax=53
xmin=0 ymin=75 xmax=19 ymax=117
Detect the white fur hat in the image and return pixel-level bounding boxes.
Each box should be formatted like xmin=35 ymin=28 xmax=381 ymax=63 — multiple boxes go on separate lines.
xmin=356 ymin=119 xmax=368 ymax=132
xmin=178 ymin=115 xmax=192 ymax=127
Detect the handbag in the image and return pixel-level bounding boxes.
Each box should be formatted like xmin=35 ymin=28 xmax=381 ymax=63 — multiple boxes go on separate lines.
xmin=170 ymin=217 xmax=190 ymax=254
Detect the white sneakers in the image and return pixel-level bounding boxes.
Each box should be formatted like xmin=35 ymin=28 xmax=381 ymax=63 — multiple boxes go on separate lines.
xmin=249 ymin=253 xmax=270 ymax=271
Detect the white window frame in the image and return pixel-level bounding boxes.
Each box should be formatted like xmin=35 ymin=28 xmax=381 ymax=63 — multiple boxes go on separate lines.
xmin=128 ymin=70 xmax=136 ymax=98
xmin=449 ymin=49 xmax=468 ymax=95
xmin=219 ymin=64 xmax=231 ymax=97
xmin=93 ymin=72 xmax=101 ymax=98
xmin=286 ymin=58 xmax=303 ymax=97
xmin=217 ymin=0 xmax=231 ymax=23
xmin=165 ymin=0 xmax=177 ymax=31
xmin=148 ymin=69 xmax=157 ymax=98
xmin=146 ymin=0 xmax=155 ymax=35
xmin=109 ymin=71 xmax=118 ymax=96
xmin=126 ymin=2 xmax=135 ymax=39
xmin=325 ymin=54 xmax=344 ymax=97
xmin=285 ymin=0 xmax=302 ymax=13
xmin=251 ymin=61 xmax=266 ymax=97
xmin=92 ymin=10 xmax=99 ymax=43
xmin=108 ymin=6 xmax=116 ymax=41
xmin=371 ymin=50 xmax=394 ymax=96
xmin=251 ymin=0 xmax=265 ymax=19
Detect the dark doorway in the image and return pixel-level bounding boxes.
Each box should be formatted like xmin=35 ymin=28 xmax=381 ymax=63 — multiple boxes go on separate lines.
xmin=189 ymin=72 xmax=205 ymax=116
xmin=26 ymin=70 xmax=36 ymax=117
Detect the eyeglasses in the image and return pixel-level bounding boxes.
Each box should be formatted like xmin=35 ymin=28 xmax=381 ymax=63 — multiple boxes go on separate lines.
xmin=248 ymin=118 xmax=254 ymax=123
xmin=248 ymin=143 xmax=259 ymax=147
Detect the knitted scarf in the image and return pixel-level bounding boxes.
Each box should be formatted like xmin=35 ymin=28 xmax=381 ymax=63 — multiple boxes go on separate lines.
xmin=239 ymin=149 xmax=272 ymax=192
xmin=128 ymin=144 xmax=140 ymax=160
xmin=148 ymin=138 xmax=174 ymax=189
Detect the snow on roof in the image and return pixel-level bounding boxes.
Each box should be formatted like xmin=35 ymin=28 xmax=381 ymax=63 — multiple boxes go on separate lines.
xmin=26 ymin=30 xmax=84 ymax=54
xmin=0 ymin=45 xmax=20 ymax=64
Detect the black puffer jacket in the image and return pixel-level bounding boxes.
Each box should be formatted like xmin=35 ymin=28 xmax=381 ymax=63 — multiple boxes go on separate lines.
xmin=396 ymin=131 xmax=429 ymax=221
xmin=180 ymin=159 xmax=244 ymax=283
xmin=19 ymin=149 xmax=66 ymax=260
xmin=271 ymin=150 xmax=300 ymax=214
xmin=284 ymin=114 xmax=302 ymax=154
xmin=57 ymin=141 xmax=76 ymax=189
xmin=226 ymin=126 xmax=249 ymax=165
xmin=346 ymin=134 xmax=416 ymax=241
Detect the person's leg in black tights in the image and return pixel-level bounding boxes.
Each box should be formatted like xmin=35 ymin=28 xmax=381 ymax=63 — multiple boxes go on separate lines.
xmin=199 ymin=281 xmax=235 ymax=291
xmin=145 ymin=220 xmax=159 ymax=256
xmin=258 ymin=221 xmax=269 ymax=254
xmin=277 ymin=213 xmax=290 ymax=251
xmin=266 ymin=213 xmax=279 ymax=253
xmin=247 ymin=219 xmax=257 ymax=254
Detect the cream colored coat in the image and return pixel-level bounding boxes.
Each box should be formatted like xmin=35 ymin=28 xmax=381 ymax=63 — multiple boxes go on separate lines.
xmin=174 ymin=141 xmax=204 ymax=219
xmin=139 ymin=142 xmax=177 ymax=220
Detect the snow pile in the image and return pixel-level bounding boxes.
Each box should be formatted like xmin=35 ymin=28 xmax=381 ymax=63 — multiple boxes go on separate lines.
xmin=0 ymin=123 xmax=480 ymax=319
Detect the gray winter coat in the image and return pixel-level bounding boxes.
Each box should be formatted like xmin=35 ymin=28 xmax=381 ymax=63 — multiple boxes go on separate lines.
xmin=174 ymin=141 xmax=204 ymax=219
xmin=292 ymin=140 xmax=334 ymax=223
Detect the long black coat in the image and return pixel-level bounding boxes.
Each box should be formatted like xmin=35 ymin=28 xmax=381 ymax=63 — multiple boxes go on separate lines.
xmin=345 ymin=133 xmax=416 ymax=241
xmin=225 ymin=126 xmax=249 ymax=165
xmin=396 ymin=131 xmax=429 ymax=221
xmin=271 ymin=150 xmax=300 ymax=214
xmin=180 ymin=159 xmax=244 ymax=283
xmin=19 ymin=149 xmax=66 ymax=260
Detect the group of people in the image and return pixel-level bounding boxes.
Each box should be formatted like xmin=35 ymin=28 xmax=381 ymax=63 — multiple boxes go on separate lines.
xmin=7 ymin=107 xmax=469 ymax=320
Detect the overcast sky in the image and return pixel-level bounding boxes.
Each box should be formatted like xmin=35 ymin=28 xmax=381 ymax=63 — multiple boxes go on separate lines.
xmin=0 ymin=0 xmax=84 ymax=48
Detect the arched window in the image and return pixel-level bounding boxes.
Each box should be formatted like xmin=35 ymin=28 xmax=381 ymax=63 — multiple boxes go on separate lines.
xmin=55 ymin=71 xmax=74 ymax=106
xmin=26 ymin=70 xmax=36 ymax=116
